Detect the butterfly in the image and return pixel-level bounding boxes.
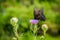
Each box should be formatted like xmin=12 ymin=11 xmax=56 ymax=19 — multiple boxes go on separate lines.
xmin=34 ymin=7 xmax=46 ymax=21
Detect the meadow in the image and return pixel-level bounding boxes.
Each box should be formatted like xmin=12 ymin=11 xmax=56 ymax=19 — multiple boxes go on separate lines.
xmin=0 ymin=0 xmax=60 ymax=40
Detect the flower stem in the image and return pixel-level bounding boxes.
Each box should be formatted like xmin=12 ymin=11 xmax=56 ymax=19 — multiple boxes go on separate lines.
xmin=13 ymin=24 xmax=19 ymax=40
xmin=34 ymin=36 xmax=36 ymax=40
xmin=33 ymin=24 xmax=37 ymax=40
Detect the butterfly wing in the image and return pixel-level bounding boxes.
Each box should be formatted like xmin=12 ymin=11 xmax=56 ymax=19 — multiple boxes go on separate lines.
xmin=34 ymin=7 xmax=39 ymax=19
xmin=38 ymin=8 xmax=46 ymax=21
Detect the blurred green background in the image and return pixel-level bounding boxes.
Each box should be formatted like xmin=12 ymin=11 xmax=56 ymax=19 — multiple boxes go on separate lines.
xmin=0 ymin=0 xmax=60 ymax=40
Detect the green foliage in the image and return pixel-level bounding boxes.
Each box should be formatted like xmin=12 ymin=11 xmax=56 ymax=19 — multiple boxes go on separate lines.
xmin=0 ymin=0 xmax=60 ymax=40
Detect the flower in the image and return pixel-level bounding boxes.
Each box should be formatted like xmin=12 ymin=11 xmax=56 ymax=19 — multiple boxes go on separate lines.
xmin=12 ymin=37 xmax=17 ymax=40
xmin=30 ymin=19 xmax=38 ymax=24
xmin=10 ymin=17 xmax=18 ymax=26
xmin=42 ymin=24 xmax=48 ymax=32
xmin=40 ymin=35 xmax=45 ymax=39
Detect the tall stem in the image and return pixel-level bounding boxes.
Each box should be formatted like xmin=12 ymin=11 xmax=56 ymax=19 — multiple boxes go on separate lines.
xmin=13 ymin=24 xmax=19 ymax=40
xmin=33 ymin=24 xmax=37 ymax=40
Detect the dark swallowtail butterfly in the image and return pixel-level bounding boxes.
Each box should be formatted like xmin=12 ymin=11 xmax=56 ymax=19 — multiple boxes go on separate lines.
xmin=34 ymin=7 xmax=46 ymax=21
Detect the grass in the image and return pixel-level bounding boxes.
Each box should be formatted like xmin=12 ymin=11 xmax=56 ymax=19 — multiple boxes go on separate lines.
xmin=0 ymin=1 xmax=60 ymax=40
xmin=0 ymin=31 xmax=60 ymax=40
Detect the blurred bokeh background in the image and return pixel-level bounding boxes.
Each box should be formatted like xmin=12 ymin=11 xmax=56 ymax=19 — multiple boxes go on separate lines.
xmin=0 ymin=0 xmax=60 ymax=40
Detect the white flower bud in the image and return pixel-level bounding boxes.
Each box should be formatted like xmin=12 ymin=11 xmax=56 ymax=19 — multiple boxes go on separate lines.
xmin=10 ymin=17 xmax=18 ymax=26
xmin=12 ymin=37 xmax=17 ymax=40
xmin=42 ymin=24 xmax=48 ymax=32
xmin=40 ymin=35 xmax=45 ymax=39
